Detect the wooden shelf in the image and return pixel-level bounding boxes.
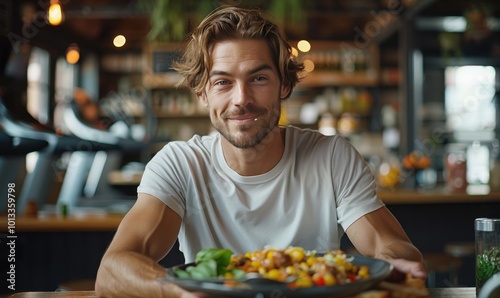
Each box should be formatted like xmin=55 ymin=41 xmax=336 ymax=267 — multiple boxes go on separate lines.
xmin=295 ymin=40 xmax=380 ymax=87
xmin=108 ymin=171 xmax=142 ymax=186
xmin=143 ymin=72 xmax=183 ymax=88
xmin=154 ymin=113 xmax=209 ymax=119
xmin=299 ymin=70 xmax=378 ymax=87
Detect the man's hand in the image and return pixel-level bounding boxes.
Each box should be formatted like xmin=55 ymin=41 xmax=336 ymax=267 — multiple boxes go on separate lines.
xmin=386 ymin=258 xmax=427 ymax=282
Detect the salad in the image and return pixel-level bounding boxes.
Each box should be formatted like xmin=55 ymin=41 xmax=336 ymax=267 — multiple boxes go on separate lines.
xmin=174 ymin=246 xmax=371 ymax=288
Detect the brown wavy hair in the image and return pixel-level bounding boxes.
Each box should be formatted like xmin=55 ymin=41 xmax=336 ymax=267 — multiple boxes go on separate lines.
xmin=172 ymin=6 xmax=304 ymax=99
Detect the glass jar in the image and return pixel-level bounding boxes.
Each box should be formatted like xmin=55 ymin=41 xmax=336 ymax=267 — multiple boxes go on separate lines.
xmin=475 ymin=218 xmax=500 ymax=295
xmin=444 ymin=143 xmax=467 ymax=191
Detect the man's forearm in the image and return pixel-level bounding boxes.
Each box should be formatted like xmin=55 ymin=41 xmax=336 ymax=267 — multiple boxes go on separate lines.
xmin=95 ymin=251 xmax=175 ymax=297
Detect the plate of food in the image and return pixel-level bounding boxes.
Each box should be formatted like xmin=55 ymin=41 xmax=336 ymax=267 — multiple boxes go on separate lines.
xmin=160 ymin=246 xmax=393 ymax=297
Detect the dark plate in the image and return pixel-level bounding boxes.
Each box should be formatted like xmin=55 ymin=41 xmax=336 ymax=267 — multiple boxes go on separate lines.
xmin=160 ymin=255 xmax=393 ymax=298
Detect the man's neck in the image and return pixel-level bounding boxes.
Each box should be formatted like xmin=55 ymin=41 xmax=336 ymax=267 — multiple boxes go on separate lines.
xmin=221 ymin=126 xmax=285 ymax=176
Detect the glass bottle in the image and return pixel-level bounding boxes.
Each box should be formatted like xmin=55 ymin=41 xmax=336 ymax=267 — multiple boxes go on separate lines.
xmin=444 ymin=143 xmax=467 ymax=191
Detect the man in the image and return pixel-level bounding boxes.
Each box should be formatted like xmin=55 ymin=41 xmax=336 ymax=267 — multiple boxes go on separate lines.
xmin=96 ymin=6 xmax=426 ymax=297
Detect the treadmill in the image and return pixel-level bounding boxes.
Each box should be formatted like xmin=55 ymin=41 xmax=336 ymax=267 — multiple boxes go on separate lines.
xmin=56 ymin=98 xmax=149 ymax=213
xmin=0 ymin=97 xmax=118 ymax=213
xmin=0 ymin=129 xmax=48 ymax=213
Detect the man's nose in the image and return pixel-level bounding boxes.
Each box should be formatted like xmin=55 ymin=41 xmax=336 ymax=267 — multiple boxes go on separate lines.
xmin=232 ymin=82 xmax=253 ymax=106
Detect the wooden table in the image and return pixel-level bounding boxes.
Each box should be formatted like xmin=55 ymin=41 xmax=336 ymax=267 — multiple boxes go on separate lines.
xmin=7 ymin=287 xmax=477 ymax=297
xmin=428 ymin=287 xmax=476 ymax=297
xmin=8 ymin=292 xmax=96 ymax=297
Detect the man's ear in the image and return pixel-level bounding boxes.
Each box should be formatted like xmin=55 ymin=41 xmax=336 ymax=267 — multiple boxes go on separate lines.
xmin=280 ymin=83 xmax=292 ymax=99
xmin=197 ymin=92 xmax=209 ymax=107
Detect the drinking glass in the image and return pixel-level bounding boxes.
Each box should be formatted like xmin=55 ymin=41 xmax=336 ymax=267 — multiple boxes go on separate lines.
xmin=475 ymin=218 xmax=500 ymax=295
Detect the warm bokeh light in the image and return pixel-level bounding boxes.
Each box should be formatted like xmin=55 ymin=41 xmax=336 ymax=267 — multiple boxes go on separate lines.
xmin=66 ymin=44 xmax=80 ymax=64
xmin=303 ymin=59 xmax=315 ymax=72
xmin=297 ymin=40 xmax=311 ymax=53
xmin=113 ymin=35 xmax=126 ymax=47
xmin=48 ymin=1 xmax=63 ymax=26
xmin=291 ymin=47 xmax=299 ymax=57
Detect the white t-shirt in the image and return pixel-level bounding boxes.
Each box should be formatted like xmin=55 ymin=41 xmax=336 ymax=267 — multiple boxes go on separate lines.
xmin=138 ymin=126 xmax=384 ymax=262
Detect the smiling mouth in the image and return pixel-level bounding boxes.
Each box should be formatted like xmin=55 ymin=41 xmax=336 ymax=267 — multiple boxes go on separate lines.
xmin=229 ymin=115 xmax=258 ymax=125
xmin=228 ymin=114 xmax=260 ymax=125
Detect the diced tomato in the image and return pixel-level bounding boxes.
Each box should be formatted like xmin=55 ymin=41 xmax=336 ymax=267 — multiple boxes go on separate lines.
xmin=348 ymin=273 xmax=357 ymax=282
xmin=312 ymin=274 xmax=325 ymax=286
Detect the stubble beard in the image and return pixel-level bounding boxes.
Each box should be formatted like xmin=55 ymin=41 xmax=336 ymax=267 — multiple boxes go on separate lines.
xmin=213 ymin=101 xmax=281 ymax=149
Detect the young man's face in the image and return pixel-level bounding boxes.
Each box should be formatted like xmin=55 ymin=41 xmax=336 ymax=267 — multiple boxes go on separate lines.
xmin=199 ymin=39 xmax=290 ymax=149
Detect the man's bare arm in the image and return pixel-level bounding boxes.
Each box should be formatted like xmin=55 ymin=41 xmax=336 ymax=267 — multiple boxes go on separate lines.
xmin=95 ymin=193 xmax=195 ymax=297
xmin=346 ymin=206 xmax=427 ymax=279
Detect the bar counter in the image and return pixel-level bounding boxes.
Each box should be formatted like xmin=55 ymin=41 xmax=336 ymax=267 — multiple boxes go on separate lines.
xmin=107 ymin=169 xmax=500 ymax=205
xmin=1 ymin=212 xmax=123 ymax=232
xmin=378 ymin=186 xmax=500 ymax=204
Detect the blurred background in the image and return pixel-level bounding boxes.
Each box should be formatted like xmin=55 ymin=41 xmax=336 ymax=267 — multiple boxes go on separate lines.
xmin=1 ymin=0 xmax=499 ymax=294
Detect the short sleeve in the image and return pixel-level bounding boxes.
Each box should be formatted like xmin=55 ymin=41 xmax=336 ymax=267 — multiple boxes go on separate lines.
xmin=137 ymin=143 xmax=187 ymax=218
xmin=331 ymin=137 xmax=384 ymax=230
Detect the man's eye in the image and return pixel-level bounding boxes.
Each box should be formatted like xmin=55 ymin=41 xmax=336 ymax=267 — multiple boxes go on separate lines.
xmin=215 ymin=80 xmax=229 ymax=86
xmin=253 ymin=76 xmax=266 ymax=82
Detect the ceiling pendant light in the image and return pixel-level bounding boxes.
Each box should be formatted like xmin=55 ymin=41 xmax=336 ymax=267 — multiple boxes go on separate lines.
xmin=66 ymin=43 xmax=80 ymax=64
xmin=48 ymin=0 xmax=63 ymax=26
xmin=113 ymin=35 xmax=126 ymax=48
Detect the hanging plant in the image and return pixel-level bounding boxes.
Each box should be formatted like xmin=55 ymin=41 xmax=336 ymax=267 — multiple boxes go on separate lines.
xmin=137 ymin=0 xmax=305 ymax=42
xmin=267 ymin=0 xmax=306 ymax=35
xmin=137 ymin=0 xmax=213 ymax=42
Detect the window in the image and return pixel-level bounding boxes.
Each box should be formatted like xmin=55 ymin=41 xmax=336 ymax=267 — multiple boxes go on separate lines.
xmin=26 ymin=47 xmax=50 ymax=124
xmin=445 ymin=66 xmax=496 ymax=139
xmin=445 ymin=66 xmax=497 ymax=186
xmin=53 ymin=57 xmax=79 ymax=130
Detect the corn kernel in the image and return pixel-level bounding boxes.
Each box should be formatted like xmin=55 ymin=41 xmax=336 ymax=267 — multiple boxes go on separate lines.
xmin=306 ymin=256 xmax=316 ymax=266
xmin=251 ymin=260 xmax=261 ymax=268
xmin=285 ymin=265 xmax=297 ymax=275
xmin=267 ymin=268 xmax=281 ymax=280
xmin=298 ymin=270 xmax=309 ymax=278
xmin=266 ymin=249 xmax=276 ymax=260
xmin=289 ymin=248 xmax=305 ymax=263
xmin=299 ymin=262 xmax=309 ymax=272
xmin=323 ymin=273 xmax=337 ymax=286
xmin=344 ymin=263 xmax=353 ymax=270
xmin=295 ymin=276 xmax=314 ymax=288
xmin=358 ymin=266 xmax=370 ymax=279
